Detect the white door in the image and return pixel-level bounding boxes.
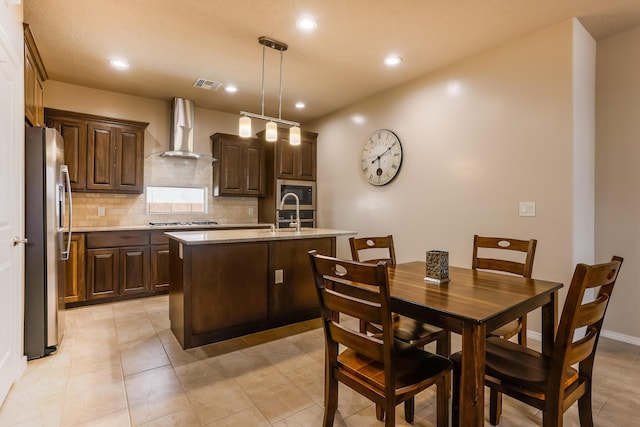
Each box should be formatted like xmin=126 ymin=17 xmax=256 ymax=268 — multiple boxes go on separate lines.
xmin=0 ymin=4 xmax=26 ymax=405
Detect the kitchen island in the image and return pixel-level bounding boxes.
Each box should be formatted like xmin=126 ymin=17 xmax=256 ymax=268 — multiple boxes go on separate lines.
xmin=166 ymin=228 xmax=355 ymax=349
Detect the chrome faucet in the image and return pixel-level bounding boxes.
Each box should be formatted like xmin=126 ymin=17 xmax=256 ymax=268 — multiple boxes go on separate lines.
xmin=280 ymin=192 xmax=300 ymax=232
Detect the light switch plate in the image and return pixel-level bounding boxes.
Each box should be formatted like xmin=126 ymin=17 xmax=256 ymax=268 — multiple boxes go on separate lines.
xmin=519 ymin=201 xmax=536 ymax=217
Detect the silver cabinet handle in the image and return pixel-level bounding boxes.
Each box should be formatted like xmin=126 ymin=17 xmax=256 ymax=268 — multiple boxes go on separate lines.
xmin=12 ymin=237 xmax=28 ymax=246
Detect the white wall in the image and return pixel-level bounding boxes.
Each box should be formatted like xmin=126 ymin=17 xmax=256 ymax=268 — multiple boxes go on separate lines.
xmin=309 ymin=19 xmax=594 ymax=335
xmin=595 ymin=25 xmax=640 ymax=344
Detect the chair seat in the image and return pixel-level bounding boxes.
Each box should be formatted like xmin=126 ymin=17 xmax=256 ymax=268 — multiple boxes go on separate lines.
xmin=393 ymin=317 xmax=448 ymax=347
xmin=487 ymin=319 xmax=522 ymax=341
xmin=451 ymin=336 xmax=578 ymax=397
xmin=339 ymin=339 xmax=453 ymax=391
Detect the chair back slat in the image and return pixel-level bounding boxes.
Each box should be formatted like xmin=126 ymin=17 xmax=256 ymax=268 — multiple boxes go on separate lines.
xmin=328 ymin=322 xmax=384 ymax=361
xmin=551 ymin=257 xmax=623 ymax=384
xmin=350 ymin=235 xmax=397 ymax=266
xmin=309 ymin=250 xmax=394 ymax=368
xmin=472 ymin=235 xmax=537 ymax=278
xmin=323 ymin=288 xmax=381 ymax=325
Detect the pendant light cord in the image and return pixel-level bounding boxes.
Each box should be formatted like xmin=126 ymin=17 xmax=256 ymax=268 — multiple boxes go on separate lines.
xmin=279 ymin=51 xmax=283 ymax=120
xmin=261 ymin=44 xmax=266 ymax=117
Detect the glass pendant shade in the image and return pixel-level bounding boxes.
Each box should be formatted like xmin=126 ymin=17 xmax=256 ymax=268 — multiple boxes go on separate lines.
xmin=239 ymin=116 xmax=252 ymax=137
xmin=265 ymin=121 xmax=278 ymax=142
xmin=289 ymin=126 xmax=301 ymax=145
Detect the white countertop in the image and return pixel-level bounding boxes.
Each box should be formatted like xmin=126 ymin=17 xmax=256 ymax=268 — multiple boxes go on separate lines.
xmin=72 ymin=223 xmax=272 ymax=233
xmin=165 ymin=228 xmax=357 ymax=245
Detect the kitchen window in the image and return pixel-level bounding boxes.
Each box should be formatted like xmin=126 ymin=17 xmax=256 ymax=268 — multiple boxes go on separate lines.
xmin=146 ymin=186 xmax=207 ymax=214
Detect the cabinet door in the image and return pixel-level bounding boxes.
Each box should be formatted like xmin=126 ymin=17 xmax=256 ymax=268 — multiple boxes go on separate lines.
xmin=269 ymin=237 xmax=334 ymax=319
xmin=86 ymin=122 xmax=116 ymax=191
xmin=120 ymin=246 xmax=150 ymax=296
xmin=276 ymin=133 xmax=317 ymax=181
xmin=24 ymin=45 xmax=37 ymax=126
xmin=87 ymin=248 xmax=119 ymax=300
xmin=212 ymin=134 xmax=265 ymax=196
xmin=115 ymin=126 xmax=144 ymax=193
xmin=151 ymin=245 xmax=170 ymax=292
xmin=64 ymin=234 xmax=86 ymax=304
xmin=49 ymin=118 xmax=87 ymax=190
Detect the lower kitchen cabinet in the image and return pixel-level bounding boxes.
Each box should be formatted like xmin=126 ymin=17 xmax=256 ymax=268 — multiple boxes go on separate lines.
xmin=64 ymin=234 xmax=86 ymax=304
xmin=151 ymin=244 xmax=170 ymax=291
xmin=269 ymin=237 xmax=333 ymax=320
xmin=87 ymin=246 xmax=150 ymax=300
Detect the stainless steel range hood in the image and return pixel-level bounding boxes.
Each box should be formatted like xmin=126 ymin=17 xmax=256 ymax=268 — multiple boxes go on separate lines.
xmin=161 ymin=97 xmax=215 ymax=160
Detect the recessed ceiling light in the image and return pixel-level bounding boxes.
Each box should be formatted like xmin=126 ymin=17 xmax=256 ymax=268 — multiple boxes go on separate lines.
xmin=295 ymin=101 xmax=306 ymax=109
xmin=108 ymin=58 xmax=129 ymax=70
xmin=297 ymin=17 xmax=317 ymax=31
xmin=225 ymin=85 xmax=238 ymax=93
xmin=384 ymin=55 xmax=402 ymax=67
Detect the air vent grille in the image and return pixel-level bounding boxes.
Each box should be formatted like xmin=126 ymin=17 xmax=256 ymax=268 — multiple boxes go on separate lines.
xmin=193 ymin=78 xmax=223 ymax=91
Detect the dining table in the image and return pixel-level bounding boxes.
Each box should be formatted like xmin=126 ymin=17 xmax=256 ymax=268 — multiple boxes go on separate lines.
xmin=387 ymin=262 xmax=563 ymax=427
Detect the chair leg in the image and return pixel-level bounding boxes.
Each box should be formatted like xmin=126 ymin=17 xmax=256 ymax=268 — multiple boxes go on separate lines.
xmin=384 ymin=399 xmax=396 ymax=427
xmin=375 ymin=404 xmax=384 ymax=421
xmin=404 ymin=397 xmax=415 ymax=423
xmin=451 ymin=361 xmax=460 ymax=427
xmin=489 ymin=388 xmax=502 ymax=425
xmin=323 ymin=375 xmax=338 ymax=427
xmin=519 ymin=315 xmax=528 ymax=347
xmin=436 ymin=375 xmax=449 ymax=427
xmin=578 ymin=384 xmax=595 ymax=427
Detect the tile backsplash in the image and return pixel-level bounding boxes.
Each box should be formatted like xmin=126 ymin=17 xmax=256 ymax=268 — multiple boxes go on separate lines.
xmin=70 ymin=155 xmax=258 ymax=228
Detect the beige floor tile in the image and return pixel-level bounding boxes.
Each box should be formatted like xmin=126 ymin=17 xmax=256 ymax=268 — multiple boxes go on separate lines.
xmin=205 ymin=406 xmax=271 ymax=427
xmin=76 ymin=408 xmax=131 ymax=427
xmin=125 ymin=365 xmax=191 ymax=426
xmin=137 ymin=409 xmax=202 ymax=427
xmin=60 ymin=365 xmax=128 ymax=426
xmin=120 ymin=336 xmax=170 ymax=376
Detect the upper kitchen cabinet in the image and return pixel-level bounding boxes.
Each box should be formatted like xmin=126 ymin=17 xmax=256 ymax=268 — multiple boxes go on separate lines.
xmin=277 ymin=130 xmax=317 ymax=181
xmin=24 ymin=24 xmax=47 ymax=127
xmin=211 ymin=133 xmax=266 ymax=197
xmin=45 ymin=109 xmax=148 ymax=193
xmin=258 ymin=129 xmax=317 ymax=181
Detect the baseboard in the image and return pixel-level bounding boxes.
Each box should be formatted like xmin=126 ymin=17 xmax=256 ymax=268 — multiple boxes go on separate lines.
xmin=527 ymin=329 xmax=640 ymax=347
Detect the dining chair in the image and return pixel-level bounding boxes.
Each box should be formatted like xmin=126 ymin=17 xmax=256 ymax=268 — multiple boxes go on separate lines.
xmin=451 ymin=255 xmax=623 ymax=427
xmin=308 ymin=250 xmax=452 ymax=427
xmin=349 ymin=236 xmax=451 ymax=356
xmin=472 ymin=234 xmax=537 ymax=346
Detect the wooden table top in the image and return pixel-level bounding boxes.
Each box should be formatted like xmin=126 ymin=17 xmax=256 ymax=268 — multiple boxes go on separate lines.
xmin=388 ymin=262 xmax=563 ymax=331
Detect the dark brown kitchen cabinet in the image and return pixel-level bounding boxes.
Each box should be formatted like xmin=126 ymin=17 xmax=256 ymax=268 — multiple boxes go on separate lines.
xmin=275 ymin=130 xmax=317 ymax=181
xmin=47 ymin=117 xmax=87 ymax=190
xmin=44 ymin=108 xmax=148 ymax=193
xmin=269 ymin=237 xmax=333 ymax=320
xmin=151 ymin=245 xmax=170 ymax=291
xmin=211 ymin=133 xmax=266 ymax=197
xmin=24 ymin=24 xmax=46 ymax=127
xmin=64 ymin=234 xmax=86 ymax=304
xmin=86 ymin=231 xmax=150 ymax=300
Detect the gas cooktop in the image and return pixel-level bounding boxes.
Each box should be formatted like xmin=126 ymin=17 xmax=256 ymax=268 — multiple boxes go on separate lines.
xmin=148 ymin=220 xmax=218 ymax=226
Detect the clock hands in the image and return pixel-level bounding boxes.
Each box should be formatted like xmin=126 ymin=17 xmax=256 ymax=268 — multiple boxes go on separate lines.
xmin=370 ymin=140 xmax=398 ymax=164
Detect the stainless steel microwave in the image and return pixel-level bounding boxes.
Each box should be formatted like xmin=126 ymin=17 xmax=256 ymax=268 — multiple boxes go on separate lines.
xmin=276 ymin=179 xmax=316 ymax=210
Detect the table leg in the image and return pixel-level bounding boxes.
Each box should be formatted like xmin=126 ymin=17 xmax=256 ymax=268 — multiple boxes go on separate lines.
xmin=459 ymin=322 xmax=486 ymax=427
xmin=541 ymin=291 xmax=558 ymax=357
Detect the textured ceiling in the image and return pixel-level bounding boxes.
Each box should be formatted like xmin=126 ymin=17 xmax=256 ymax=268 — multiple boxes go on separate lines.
xmin=23 ymin=0 xmax=640 ymax=124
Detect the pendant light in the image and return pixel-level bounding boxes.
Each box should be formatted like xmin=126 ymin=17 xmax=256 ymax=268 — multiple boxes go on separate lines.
xmin=239 ymin=36 xmax=301 ymax=144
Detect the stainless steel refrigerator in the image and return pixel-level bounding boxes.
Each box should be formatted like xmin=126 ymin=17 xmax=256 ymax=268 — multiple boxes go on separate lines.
xmin=24 ymin=127 xmax=73 ymax=360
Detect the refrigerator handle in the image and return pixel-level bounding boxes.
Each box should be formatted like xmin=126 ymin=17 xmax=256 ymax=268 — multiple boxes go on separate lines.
xmin=61 ymin=165 xmax=72 ymax=261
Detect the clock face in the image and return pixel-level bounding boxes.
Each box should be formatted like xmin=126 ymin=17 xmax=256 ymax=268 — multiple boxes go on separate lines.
xmin=360 ymin=129 xmax=403 ymax=186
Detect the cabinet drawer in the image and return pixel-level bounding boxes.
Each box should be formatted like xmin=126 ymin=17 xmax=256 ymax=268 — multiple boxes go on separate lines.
xmin=150 ymin=231 xmax=170 ymax=245
xmin=86 ymin=231 xmax=149 ymax=248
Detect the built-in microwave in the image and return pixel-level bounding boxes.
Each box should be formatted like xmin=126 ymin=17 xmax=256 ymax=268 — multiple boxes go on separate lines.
xmin=276 ymin=179 xmax=316 ymax=210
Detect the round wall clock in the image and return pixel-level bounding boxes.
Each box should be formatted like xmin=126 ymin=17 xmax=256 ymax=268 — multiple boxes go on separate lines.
xmin=360 ymin=129 xmax=403 ymax=186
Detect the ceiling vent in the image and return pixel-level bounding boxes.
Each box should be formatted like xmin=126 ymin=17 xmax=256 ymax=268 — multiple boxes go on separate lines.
xmin=193 ymin=78 xmax=223 ymax=91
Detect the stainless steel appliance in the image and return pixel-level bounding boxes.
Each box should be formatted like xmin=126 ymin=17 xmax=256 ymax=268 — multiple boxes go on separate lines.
xmin=24 ymin=127 xmax=72 ymax=360
xmin=276 ymin=179 xmax=316 ymax=228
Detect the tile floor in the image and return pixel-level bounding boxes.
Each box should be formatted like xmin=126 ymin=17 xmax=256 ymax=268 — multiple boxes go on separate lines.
xmin=1 ymin=295 xmax=640 ymax=426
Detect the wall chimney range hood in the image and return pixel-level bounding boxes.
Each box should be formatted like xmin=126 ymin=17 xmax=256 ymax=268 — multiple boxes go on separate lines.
xmin=161 ymin=97 xmax=215 ymax=160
